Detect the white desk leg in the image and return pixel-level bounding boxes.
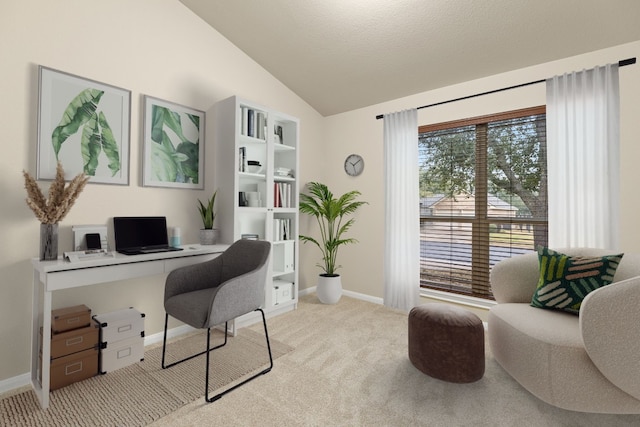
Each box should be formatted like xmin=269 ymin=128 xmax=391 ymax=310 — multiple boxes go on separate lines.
xmin=31 ymin=269 xmax=51 ymax=409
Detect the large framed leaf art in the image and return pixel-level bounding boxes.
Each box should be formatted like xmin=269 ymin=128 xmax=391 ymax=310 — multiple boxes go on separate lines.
xmin=37 ymin=66 xmax=131 ymax=185
xmin=142 ymin=96 xmax=205 ymax=189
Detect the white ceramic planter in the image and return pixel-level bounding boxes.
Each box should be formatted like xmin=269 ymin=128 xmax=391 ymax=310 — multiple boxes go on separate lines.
xmin=317 ymin=274 xmax=342 ymax=304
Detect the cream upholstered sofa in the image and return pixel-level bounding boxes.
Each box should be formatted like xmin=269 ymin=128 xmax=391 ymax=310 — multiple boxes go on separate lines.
xmin=488 ymin=248 xmax=640 ymax=413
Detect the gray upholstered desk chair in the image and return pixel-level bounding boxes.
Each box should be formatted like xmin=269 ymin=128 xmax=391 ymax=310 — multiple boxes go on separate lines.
xmin=161 ymin=239 xmax=272 ymax=402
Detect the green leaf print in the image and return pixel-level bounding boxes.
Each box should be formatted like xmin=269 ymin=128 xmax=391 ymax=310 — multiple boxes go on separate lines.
xmin=187 ymin=113 xmax=200 ymax=134
xmin=149 ymin=104 xmax=200 ymax=184
xmin=151 ymin=130 xmax=179 ymax=182
xmin=81 ymin=114 xmax=102 ymax=176
xmin=161 ymin=109 xmax=188 ymax=143
xmin=52 ymin=88 xmax=104 ymax=158
xmin=176 ymin=141 xmax=199 ymax=184
xmin=97 ymin=112 xmax=121 ymax=176
xmin=150 ymin=105 xmax=166 ymax=143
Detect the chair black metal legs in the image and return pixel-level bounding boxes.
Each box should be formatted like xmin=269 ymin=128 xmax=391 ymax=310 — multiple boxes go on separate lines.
xmin=161 ymin=309 xmax=273 ymax=403
xmin=205 ymin=308 xmax=273 ymax=403
xmin=161 ymin=313 xmax=228 ymax=369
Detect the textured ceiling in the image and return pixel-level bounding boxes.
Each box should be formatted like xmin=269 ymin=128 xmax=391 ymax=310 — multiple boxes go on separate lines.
xmin=180 ymin=0 xmax=640 ymax=116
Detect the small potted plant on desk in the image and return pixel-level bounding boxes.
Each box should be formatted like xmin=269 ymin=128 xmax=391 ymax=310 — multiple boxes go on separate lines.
xmin=299 ymin=182 xmax=367 ymax=304
xmin=198 ymin=190 xmax=218 ymax=245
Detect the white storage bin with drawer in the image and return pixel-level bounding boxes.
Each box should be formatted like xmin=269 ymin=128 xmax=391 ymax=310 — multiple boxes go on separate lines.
xmin=93 ymin=307 xmax=145 ymax=344
xmin=99 ymin=335 xmax=144 ymax=374
xmin=92 ymin=307 xmax=145 ymax=374
xmin=272 ymin=280 xmax=294 ymax=305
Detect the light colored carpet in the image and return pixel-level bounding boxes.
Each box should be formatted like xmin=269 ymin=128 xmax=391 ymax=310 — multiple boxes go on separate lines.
xmin=152 ymin=294 xmax=640 ymax=427
xmin=0 ymin=327 xmax=291 ymax=426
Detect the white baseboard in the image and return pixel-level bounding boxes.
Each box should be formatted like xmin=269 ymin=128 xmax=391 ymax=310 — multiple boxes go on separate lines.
xmin=299 ymin=286 xmax=384 ymax=305
xmin=0 ymin=373 xmax=31 ymax=395
xmin=0 ymin=324 xmax=197 ymax=395
xmin=144 ymin=324 xmax=196 ymax=346
xmin=342 ymin=289 xmax=384 ymax=305
xmin=298 ymin=286 xmax=315 ymax=297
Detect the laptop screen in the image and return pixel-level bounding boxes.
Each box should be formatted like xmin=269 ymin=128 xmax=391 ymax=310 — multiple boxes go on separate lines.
xmin=113 ymin=216 xmax=169 ymax=252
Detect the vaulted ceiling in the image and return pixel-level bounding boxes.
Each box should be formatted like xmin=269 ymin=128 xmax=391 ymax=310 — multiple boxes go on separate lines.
xmin=180 ymin=0 xmax=640 ymax=116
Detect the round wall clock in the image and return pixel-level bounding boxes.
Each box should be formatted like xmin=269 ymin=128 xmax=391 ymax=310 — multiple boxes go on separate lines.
xmin=344 ymin=154 xmax=364 ymax=176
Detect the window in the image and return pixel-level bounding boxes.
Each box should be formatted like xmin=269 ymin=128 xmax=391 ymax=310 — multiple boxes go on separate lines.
xmin=418 ymin=106 xmax=548 ymax=300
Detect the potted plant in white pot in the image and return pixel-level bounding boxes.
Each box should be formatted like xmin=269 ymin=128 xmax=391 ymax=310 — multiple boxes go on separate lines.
xmin=198 ymin=190 xmax=218 ymax=245
xmin=299 ymin=182 xmax=367 ymax=304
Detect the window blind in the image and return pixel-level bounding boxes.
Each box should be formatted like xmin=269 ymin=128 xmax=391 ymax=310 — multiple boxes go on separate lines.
xmin=418 ymin=107 xmax=547 ymax=299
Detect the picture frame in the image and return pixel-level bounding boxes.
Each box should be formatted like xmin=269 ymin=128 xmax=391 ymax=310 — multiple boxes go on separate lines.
xmin=142 ymin=95 xmax=205 ymax=189
xmin=37 ymin=66 xmax=131 ymax=185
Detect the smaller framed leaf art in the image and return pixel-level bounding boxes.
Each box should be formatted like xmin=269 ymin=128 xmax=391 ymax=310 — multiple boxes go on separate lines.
xmin=142 ymin=96 xmax=205 ymax=189
xmin=37 ymin=66 xmax=131 ymax=185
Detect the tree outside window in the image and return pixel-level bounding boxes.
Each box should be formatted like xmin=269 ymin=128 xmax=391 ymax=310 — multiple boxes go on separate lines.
xmin=418 ymin=107 xmax=548 ymax=299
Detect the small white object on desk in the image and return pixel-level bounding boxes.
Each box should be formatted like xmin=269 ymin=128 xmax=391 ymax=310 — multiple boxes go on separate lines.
xmin=64 ymin=249 xmax=115 ymax=262
xmin=171 ymin=227 xmax=181 ymax=247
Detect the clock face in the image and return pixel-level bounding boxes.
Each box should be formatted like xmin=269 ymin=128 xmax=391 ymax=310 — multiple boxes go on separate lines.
xmin=344 ymin=154 xmax=364 ymax=176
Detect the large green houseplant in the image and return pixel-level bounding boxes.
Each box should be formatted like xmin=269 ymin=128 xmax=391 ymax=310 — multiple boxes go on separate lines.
xmin=197 ymin=190 xmax=218 ymax=245
xmin=299 ymin=182 xmax=367 ymax=303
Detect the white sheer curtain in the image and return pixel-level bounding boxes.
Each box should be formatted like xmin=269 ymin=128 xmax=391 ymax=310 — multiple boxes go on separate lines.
xmin=383 ymin=109 xmax=419 ymax=311
xmin=546 ymin=64 xmax=620 ymax=249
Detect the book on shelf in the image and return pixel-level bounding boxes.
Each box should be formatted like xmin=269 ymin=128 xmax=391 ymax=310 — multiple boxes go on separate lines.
xmin=238 ymin=146 xmax=247 ymax=172
xmin=249 ymin=109 xmax=255 ymax=137
xmin=274 ymin=182 xmax=280 ymax=208
xmin=257 ymin=112 xmax=266 ymax=140
xmin=273 ymin=182 xmax=292 ymax=208
xmin=285 ymin=183 xmax=291 ymax=208
xmin=241 ymin=107 xmax=256 ymax=138
xmin=240 ymin=107 xmax=267 ymax=140
xmin=241 ymin=107 xmax=248 ymax=136
xmin=274 ymin=125 xmax=283 ymax=144
xmin=273 ymin=218 xmax=291 ymax=241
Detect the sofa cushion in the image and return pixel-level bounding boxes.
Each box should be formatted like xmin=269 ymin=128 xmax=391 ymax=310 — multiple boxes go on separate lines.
xmin=530 ymin=247 xmax=623 ymax=314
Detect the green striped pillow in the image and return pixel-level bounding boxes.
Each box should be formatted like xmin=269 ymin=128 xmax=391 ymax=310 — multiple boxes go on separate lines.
xmin=530 ymin=247 xmax=623 ymax=314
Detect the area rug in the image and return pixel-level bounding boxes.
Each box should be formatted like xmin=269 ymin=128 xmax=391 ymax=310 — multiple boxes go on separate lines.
xmin=0 ymin=328 xmax=292 ymax=427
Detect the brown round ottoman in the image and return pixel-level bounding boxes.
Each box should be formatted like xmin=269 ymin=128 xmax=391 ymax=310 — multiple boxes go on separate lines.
xmin=408 ymin=303 xmax=485 ymax=383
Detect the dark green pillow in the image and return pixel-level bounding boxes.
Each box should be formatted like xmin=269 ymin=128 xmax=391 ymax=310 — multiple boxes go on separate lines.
xmin=530 ymin=247 xmax=623 ymax=314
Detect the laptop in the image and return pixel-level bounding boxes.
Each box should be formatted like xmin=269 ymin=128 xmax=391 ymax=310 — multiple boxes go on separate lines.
xmin=113 ymin=216 xmax=183 ymax=255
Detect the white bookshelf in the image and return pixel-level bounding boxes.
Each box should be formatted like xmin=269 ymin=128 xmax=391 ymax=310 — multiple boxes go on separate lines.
xmin=211 ymin=96 xmax=299 ymax=321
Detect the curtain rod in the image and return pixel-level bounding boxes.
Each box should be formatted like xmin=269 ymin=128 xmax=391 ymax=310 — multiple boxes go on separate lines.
xmin=375 ymin=57 xmax=636 ymax=120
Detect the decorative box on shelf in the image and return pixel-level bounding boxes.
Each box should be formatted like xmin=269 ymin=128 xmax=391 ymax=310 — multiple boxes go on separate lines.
xmin=272 ymin=280 xmax=294 ymax=305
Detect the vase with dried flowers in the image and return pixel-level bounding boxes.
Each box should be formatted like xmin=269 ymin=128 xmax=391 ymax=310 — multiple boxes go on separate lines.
xmin=23 ymin=162 xmax=89 ymax=260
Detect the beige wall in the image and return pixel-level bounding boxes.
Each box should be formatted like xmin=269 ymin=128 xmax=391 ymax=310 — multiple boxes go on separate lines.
xmin=323 ymin=40 xmax=640 ymax=300
xmin=0 ymin=0 xmax=325 ymax=382
xmin=2 ymin=0 xmax=640 ymax=386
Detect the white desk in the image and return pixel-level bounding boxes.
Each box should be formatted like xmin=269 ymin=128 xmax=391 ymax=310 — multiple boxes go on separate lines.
xmin=31 ymin=244 xmax=228 ymax=409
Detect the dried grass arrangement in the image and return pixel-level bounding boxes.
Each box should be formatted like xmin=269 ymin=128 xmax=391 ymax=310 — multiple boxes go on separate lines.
xmin=23 ymin=162 xmax=89 ymax=224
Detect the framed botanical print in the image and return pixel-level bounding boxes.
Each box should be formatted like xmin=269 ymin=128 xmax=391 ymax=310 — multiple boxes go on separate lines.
xmin=142 ymin=95 xmax=205 ymax=189
xmin=37 ymin=66 xmax=131 ymax=185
